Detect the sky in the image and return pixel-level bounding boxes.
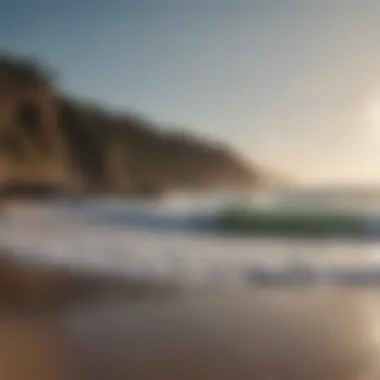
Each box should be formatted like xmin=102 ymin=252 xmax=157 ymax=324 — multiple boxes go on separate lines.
xmin=1 ymin=0 xmax=380 ymax=185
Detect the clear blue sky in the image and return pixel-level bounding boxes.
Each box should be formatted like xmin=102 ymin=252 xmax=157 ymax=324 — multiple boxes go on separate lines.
xmin=2 ymin=0 xmax=380 ymax=184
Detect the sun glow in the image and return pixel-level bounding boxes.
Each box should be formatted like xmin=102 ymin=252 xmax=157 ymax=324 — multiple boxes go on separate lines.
xmin=366 ymin=98 xmax=380 ymax=125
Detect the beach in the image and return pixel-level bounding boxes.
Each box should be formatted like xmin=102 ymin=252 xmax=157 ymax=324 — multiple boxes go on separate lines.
xmin=1 ymin=199 xmax=380 ymax=379
xmin=0 ymin=248 xmax=379 ymax=379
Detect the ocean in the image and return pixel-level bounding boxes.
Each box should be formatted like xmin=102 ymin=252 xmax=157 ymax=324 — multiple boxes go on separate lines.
xmin=3 ymin=192 xmax=380 ymax=379
xmin=1 ymin=191 xmax=380 ymax=287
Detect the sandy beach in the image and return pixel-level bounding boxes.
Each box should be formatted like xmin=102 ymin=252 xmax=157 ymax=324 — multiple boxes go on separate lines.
xmin=0 ymin=249 xmax=380 ymax=379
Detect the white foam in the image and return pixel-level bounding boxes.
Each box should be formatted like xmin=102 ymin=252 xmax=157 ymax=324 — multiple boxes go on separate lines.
xmin=1 ymin=199 xmax=380 ymax=286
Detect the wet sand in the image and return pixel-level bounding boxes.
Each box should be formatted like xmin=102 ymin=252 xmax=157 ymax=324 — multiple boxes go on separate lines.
xmin=58 ymin=287 xmax=380 ymax=380
xmin=1 ymin=250 xmax=380 ymax=379
xmin=0 ymin=316 xmax=77 ymax=380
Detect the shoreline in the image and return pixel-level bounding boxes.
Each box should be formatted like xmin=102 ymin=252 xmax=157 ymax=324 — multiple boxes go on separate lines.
xmin=0 ymin=249 xmax=379 ymax=379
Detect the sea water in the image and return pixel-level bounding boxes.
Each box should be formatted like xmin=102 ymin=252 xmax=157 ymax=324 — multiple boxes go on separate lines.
xmin=2 ymin=193 xmax=380 ymax=379
xmin=1 ymin=193 xmax=380 ymax=286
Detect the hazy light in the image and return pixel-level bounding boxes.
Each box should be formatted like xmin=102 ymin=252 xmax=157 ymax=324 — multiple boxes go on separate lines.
xmin=366 ymin=98 xmax=380 ymax=126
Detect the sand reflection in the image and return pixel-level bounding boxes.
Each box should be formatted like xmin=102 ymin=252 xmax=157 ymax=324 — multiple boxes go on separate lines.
xmin=60 ymin=286 xmax=380 ymax=380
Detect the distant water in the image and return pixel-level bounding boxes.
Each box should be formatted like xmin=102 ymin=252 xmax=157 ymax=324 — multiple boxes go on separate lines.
xmin=1 ymin=191 xmax=380 ymax=286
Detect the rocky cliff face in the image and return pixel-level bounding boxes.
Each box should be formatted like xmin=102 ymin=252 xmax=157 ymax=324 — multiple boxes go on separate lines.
xmin=0 ymin=54 xmax=258 ymax=198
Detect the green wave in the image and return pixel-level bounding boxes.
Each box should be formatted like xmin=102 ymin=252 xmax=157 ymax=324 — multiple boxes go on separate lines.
xmin=217 ymin=207 xmax=365 ymax=236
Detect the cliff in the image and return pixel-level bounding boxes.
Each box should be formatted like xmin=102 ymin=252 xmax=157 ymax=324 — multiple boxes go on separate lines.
xmin=0 ymin=54 xmax=258 ymax=198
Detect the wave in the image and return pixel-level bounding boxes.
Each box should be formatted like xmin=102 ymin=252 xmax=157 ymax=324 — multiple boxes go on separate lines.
xmin=2 ymin=198 xmax=380 ymax=286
